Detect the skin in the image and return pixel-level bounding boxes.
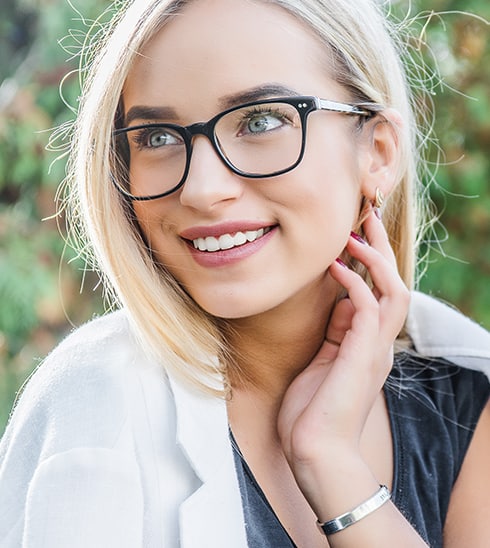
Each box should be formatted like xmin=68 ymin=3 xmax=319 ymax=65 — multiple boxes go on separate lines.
xmin=122 ymin=0 xmax=490 ymax=546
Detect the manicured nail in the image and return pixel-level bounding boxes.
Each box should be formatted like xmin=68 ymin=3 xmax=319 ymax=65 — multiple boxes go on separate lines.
xmin=335 ymin=258 xmax=348 ymax=268
xmin=374 ymin=207 xmax=382 ymax=220
xmin=350 ymin=231 xmax=367 ymax=245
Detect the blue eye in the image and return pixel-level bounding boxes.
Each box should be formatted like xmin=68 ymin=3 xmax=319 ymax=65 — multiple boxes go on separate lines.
xmin=237 ymin=109 xmax=292 ymax=137
xmin=246 ymin=113 xmax=284 ymax=133
xmin=129 ymin=126 xmax=183 ymax=150
xmin=147 ymin=130 xmax=180 ymax=148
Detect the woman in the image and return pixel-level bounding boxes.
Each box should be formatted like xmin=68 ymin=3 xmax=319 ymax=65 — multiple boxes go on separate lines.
xmin=1 ymin=0 xmax=489 ymax=546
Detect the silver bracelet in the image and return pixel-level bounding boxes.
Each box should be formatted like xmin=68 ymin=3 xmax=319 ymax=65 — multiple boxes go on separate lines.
xmin=317 ymin=485 xmax=391 ymax=536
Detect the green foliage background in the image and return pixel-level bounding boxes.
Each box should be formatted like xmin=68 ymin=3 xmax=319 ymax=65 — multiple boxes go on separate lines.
xmin=1 ymin=0 xmax=489 ymax=434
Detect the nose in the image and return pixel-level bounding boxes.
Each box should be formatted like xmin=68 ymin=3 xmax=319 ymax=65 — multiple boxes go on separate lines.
xmin=179 ymin=135 xmax=244 ymax=210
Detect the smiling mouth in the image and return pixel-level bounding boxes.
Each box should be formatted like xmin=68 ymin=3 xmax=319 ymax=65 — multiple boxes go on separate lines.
xmin=191 ymin=227 xmax=273 ymax=252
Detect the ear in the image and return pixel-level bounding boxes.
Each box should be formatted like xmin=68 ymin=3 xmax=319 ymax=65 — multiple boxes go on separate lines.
xmin=359 ymin=108 xmax=403 ymax=202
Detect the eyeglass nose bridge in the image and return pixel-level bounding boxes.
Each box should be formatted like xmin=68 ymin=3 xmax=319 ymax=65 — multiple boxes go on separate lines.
xmin=186 ymin=120 xmax=216 ymax=140
xmin=183 ymin=119 xmax=237 ymax=174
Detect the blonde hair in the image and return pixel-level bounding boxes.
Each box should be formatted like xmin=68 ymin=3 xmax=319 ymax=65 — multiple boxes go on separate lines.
xmin=64 ymin=0 xmax=431 ymax=394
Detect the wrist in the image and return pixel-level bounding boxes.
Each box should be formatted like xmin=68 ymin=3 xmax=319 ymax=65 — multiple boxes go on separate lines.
xmin=291 ymin=445 xmax=368 ymax=488
xmin=292 ymin=453 xmax=382 ymax=523
xmin=317 ymin=485 xmax=392 ymax=536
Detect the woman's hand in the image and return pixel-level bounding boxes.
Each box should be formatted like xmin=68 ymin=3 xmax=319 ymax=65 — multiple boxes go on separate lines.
xmin=277 ymin=207 xmax=410 ymax=521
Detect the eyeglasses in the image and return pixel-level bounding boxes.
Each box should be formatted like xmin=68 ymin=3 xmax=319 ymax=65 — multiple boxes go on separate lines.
xmin=112 ymin=95 xmax=376 ymax=201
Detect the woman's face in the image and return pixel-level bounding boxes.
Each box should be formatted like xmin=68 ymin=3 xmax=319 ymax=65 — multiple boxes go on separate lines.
xmin=122 ymin=0 xmax=368 ymax=319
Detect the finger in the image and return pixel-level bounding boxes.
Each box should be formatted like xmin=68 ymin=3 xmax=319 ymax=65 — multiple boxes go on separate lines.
xmin=346 ymin=234 xmax=402 ymax=301
xmin=319 ymin=262 xmax=388 ymax=419
xmin=328 ymin=259 xmax=379 ymax=354
xmin=325 ymin=296 xmax=355 ymax=347
xmin=347 ymin=216 xmax=408 ymax=299
xmin=363 ymin=208 xmax=397 ymax=267
xmin=344 ymin=234 xmax=409 ymax=342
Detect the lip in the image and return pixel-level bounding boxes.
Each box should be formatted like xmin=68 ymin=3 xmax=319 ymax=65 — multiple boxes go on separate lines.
xmin=182 ymin=223 xmax=278 ymax=268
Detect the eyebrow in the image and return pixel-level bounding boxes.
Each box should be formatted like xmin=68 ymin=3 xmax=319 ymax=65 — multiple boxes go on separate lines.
xmin=218 ymin=83 xmax=301 ymax=109
xmin=124 ymin=83 xmax=301 ymax=126
xmin=124 ymin=105 xmax=178 ymax=126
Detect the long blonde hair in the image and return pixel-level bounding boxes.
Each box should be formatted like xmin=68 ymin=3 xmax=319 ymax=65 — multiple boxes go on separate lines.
xmin=64 ymin=0 xmax=430 ymax=395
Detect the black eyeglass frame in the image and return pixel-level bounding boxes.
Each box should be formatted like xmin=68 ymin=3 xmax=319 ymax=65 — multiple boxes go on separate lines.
xmin=112 ymin=95 xmax=377 ymax=201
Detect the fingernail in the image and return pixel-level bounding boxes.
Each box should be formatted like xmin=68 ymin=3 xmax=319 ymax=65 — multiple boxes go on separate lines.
xmin=374 ymin=207 xmax=382 ymax=220
xmin=335 ymin=258 xmax=348 ymax=268
xmin=350 ymin=231 xmax=367 ymax=245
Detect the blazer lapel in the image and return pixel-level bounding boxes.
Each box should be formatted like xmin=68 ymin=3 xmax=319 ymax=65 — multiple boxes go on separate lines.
xmin=168 ymin=374 xmax=248 ymax=547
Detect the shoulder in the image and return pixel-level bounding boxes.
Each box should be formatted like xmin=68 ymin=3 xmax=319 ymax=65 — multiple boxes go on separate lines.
xmin=400 ymin=291 xmax=490 ymax=427
xmin=406 ymin=291 xmax=490 ymax=377
xmin=0 ymin=311 xmax=187 ymax=546
xmin=1 ymin=310 xmax=170 ymax=455
xmin=391 ymin=354 xmax=489 ymax=419
xmin=388 ymin=354 xmax=489 ymax=483
xmin=0 ymin=312 xmax=231 ymax=546
xmin=387 ymin=354 xmax=489 ymax=545
xmin=43 ymin=308 xmax=136 ymax=368
xmin=18 ymin=309 xmax=141 ymax=411
xmin=0 ymin=311 xmax=161 ymax=545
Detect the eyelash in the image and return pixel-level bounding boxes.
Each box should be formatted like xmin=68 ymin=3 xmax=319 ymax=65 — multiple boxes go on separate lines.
xmin=131 ymin=127 xmax=177 ymax=150
xmin=127 ymin=129 xmax=152 ymax=150
xmin=238 ymin=106 xmax=294 ymax=125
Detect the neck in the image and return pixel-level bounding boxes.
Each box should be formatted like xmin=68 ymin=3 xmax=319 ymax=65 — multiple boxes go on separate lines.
xmin=225 ymin=276 xmax=338 ymax=402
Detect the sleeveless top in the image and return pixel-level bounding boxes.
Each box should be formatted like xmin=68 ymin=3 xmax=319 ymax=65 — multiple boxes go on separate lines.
xmin=231 ymin=354 xmax=490 ymax=548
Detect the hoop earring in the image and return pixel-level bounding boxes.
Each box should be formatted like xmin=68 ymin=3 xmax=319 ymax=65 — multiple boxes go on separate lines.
xmin=374 ymin=187 xmax=384 ymax=209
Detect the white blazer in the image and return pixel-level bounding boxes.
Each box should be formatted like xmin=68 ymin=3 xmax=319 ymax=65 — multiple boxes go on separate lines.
xmin=0 ymin=292 xmax=488 ymax=547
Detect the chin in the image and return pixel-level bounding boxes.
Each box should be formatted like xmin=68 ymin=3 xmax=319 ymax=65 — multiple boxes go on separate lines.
xmin=201 ymin=305 xmax=263 ymax=321
xmin=193 ymin=295 xmax=274 ymax=321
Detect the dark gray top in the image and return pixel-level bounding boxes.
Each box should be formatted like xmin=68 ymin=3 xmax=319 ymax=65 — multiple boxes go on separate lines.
xmin=232 ymin=354 xmax=490 ymax=547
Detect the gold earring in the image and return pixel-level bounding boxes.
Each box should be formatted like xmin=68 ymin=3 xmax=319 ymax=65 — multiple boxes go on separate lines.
xmin=374 ymin=187 xmax=384 ymax=209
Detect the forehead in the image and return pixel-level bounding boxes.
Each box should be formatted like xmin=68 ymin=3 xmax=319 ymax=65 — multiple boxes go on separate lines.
xmin=123 ymin=0 xmax=341 ymax=114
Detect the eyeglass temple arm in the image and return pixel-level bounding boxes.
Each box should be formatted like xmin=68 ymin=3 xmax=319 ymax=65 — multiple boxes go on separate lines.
xmin=316 ymin=97 xmax=380 ymax=117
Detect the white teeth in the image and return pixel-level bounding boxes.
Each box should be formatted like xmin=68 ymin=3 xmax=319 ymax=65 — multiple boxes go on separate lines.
xmin=192 ymin=228 xmax=270 ymax=252
xmin=233 ymin=232 xmax=247 ymax=246
xmin=246 ymin=228 xmax=264 ymax=242
xmin=205 ymin=236 xmax=220 ymax=252
xmin=218 ymin=234 xmax=235 ymax=250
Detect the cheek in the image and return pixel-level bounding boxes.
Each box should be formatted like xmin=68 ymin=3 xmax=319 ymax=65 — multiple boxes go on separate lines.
xmin=132 ymin=202 xmax=175 ymax=250
xmin=278 ymin=137 xmax=362 ymax=260
xmin=305 ymin=114 xmax=362 ymax=168
xmin=132 ymin=204 xmax=155 ymax=245
xmin=287 ymin=136 xmax=362 ymax=221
